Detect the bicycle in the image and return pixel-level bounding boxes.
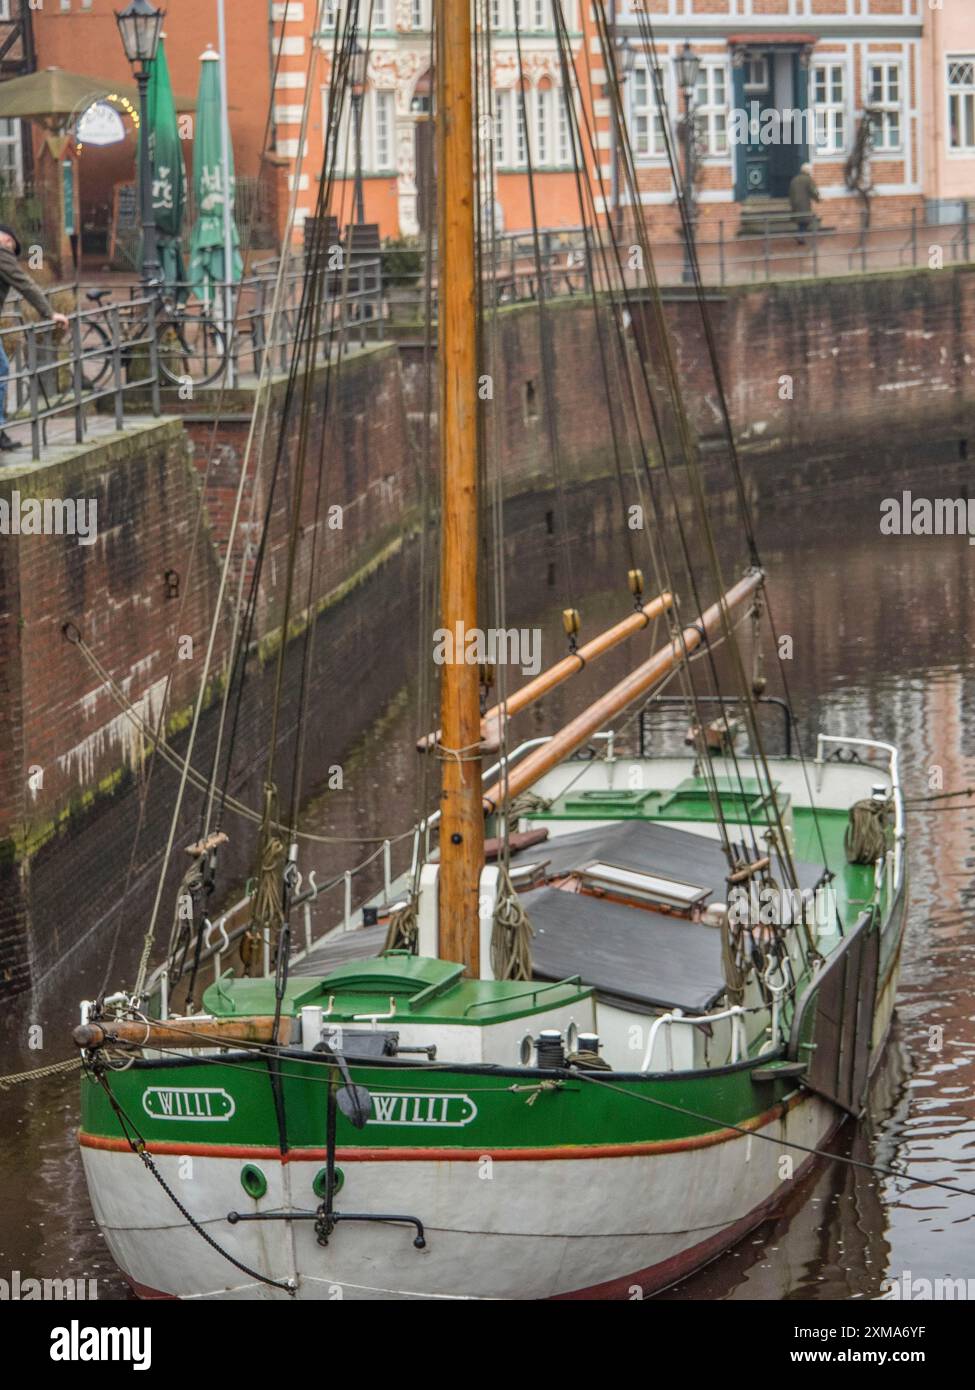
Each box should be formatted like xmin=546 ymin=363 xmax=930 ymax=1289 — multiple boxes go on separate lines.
xmin=79 ymin=286 xmax=228 ymax=390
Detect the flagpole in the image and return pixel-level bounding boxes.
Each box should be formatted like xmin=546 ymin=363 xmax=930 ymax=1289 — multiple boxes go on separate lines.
xmin=216 ymin=0 xmax=236 ymax=385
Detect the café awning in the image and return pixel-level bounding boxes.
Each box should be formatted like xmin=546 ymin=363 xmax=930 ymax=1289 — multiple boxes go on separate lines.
xmin=0 ymin=67 xmax=196 ymax=131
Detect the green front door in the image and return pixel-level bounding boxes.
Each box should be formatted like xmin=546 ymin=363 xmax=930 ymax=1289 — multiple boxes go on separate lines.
xmin=740 ymin=52 xmax=775 ymax=198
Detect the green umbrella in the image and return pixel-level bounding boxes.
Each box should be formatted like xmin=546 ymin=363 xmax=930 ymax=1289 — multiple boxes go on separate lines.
xmin=143 ymin=38 xmax=188 ymax=289
xmin=188 ymin=47 xmax=242 ymax=298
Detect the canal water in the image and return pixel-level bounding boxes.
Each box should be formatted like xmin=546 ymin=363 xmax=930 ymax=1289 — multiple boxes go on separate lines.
xmin=3 ymin=452 xmax=975 ymax=1300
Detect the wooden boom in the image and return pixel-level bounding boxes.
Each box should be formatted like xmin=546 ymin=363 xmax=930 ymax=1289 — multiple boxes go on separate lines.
xmin=418 ymin=592 xmax=674 ymax=752
xmin=73 ymin=1015 xmax=291 ymax=1050
xmin=482 ymin=572 xmax=763 ymax=813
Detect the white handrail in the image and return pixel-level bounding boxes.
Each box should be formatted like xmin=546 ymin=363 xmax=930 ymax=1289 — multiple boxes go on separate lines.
xmin=640 ymin=1004 xmax=748 ymax=1073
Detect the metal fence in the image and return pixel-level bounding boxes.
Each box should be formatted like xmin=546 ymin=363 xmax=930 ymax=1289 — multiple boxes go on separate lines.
xmin=2 ymin=214 xmax=971 ymax=459
xmin=0 ymin=293 xmax=161 ymax=460
xmin=0 ymin=259 xmax=386 ymax=459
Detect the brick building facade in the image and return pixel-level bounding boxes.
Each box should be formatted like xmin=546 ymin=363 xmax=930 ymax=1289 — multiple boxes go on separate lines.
xmin=0 ymin=3 xmax=970 ymax=255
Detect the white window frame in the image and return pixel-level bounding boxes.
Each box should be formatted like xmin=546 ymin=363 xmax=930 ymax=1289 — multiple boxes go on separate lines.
xmin=867 ymin=59 xmax=903 ymax=153
xmin=324 ymin=86 xmax=395 ymax=175
xmin=947 ymin=55 xmax=975 ymax=154
xmin=693 ymin=61 xmax=729 ymax=160
xmin=320 ymin=0 xmax=389 ymax=31
xmin=492 ymin=0 xmax=572 ymax=29
xmin=0 ymin=119 xmax=22 ymax=191
xmin=743 ymin=56 xmax=769 ymax=94
xmin=410 ymin=0 xmax=431 ymax=29
xmin=812 ymin=60 xmax=847 ymax=156
xmin=535 ymin=86 xmax=550 ymax=165
xmin=495 ymin=84 xmax=571 ymax=169
xmin=493 ymin=93 xmax=506 ymax=166
xmin=557 ymin=84 xmax=572 ymax=166
xmin=628 ymin=60 xmax=670 ymax=161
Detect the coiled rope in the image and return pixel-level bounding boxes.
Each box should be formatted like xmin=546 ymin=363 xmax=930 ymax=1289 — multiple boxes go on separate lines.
xmin=844 ymin=797 xmax=893 ymax=866
xmin=491 ymin=863 xmax=534 ymax=981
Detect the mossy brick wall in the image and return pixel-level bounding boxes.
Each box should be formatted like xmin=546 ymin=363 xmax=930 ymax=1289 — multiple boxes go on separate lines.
xmin=0 ymin=421 xmax=224 ymax=997
xmin=178 ymin=342 xmax=417 ymax=644
xmin=0 ymin=345 xmax=419 ymax=1003
xmin=4 ymin=268 xmax=974 ymax=1000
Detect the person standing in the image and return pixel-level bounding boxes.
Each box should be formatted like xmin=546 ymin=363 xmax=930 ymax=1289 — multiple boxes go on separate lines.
xmin=788 ymin=163 xmax=821 ymax=246
xmin=0 ymin=224 xmax=69 ymax=452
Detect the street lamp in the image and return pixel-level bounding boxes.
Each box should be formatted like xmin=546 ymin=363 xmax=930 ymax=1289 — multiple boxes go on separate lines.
xmin=612 ymin=39 xmax=636 ymax=240
xmin=349 ymin=34 xmax=367 ymax=225
xmin=674 ymin=41 xmax=701 ymax=285
xmin=115 ymin=0 xmax=164 ymax=285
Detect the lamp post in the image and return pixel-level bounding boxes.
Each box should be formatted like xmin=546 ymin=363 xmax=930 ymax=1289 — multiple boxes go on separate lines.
xmin=349 ymin=35 xmax=367 ymax=225
xmin=115 ymin=0 xmax=164 ymax=286
xmin=612 ymin=38 xmax=636 ymax=241
xmin=674 ymin=40 xmax=701 ymax=285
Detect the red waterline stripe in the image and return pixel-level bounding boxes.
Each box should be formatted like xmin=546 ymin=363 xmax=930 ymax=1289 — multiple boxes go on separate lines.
xmin=121 ymin=1108 xmax=846 ymax=1302
xmin=554 ymin=1110 xmax=846 ymax=1300
xmin=78 ymin=1093 xmax=802 ymax=1164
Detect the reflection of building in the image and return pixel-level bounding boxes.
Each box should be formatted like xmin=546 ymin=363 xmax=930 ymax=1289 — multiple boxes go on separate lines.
xmin=273 ymin=0 xmax=585 ymax=239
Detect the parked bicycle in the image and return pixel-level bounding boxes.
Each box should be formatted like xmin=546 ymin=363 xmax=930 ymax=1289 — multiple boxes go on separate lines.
xmin=80 ymin=285 xmax=227 ymax=389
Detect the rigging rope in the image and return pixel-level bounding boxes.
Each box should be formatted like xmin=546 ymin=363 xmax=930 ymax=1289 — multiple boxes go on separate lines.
xmin=490 ymin=862 xmax=535 ymax=981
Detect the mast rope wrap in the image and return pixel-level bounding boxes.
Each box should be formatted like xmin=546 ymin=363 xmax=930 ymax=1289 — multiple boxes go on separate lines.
xmin=384 ymin=894 xmax=419 ymax=955
xmin=243 ymin=783 xmax=286 ymax=975
xmin=491 ymin=863 xmax=534 ymax=981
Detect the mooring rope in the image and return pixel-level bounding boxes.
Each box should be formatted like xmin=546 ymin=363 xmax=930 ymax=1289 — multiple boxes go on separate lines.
xmin=0 ymin=1056 xmax=82 ymax=1091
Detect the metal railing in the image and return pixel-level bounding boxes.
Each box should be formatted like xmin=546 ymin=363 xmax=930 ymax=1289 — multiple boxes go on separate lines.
xmin=0 ymin=259 xmax=387 ymax=456
xmin=5 ymin=209 xmax=969 ymax=459
xmin=1 ymin=292 xmax=161 ymax=460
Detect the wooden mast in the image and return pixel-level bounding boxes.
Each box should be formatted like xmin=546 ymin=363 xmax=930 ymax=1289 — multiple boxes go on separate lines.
xmin=436 ymin=0 xmax=483 ymax=973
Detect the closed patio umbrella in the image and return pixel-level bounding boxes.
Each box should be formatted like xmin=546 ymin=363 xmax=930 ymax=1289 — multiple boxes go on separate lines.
xmin=188 ymin=47 xmax=241 ymax=298
xmin=144 ymin=38 xmax=188 ymax=289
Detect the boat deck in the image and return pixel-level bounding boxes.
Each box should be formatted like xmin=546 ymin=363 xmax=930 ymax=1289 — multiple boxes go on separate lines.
xmin=290 ymin=815 xmax=859 ymax=1017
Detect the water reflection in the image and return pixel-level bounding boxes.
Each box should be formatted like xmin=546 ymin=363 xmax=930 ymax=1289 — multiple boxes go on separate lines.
xmin=3 ymin=459 xmax=975 ymax=1298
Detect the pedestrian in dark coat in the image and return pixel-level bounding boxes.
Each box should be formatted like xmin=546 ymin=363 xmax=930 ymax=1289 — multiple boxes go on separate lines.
xmin=788 ymin=163 xmax=821 ymax=245
xmin=0 ymin=224 xmax=69 ymax=451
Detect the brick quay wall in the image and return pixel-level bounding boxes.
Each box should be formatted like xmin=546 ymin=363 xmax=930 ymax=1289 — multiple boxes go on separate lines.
xmin=1 ymin=266 xmax=972 ymax=1001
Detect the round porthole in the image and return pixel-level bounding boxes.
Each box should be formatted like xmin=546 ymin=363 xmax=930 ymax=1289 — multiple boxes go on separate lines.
xmin=565 ymin=1020 xmax=579 ymax=1055
xmin=520 ymin=1033 xmax=534 ymax=1066
xmin=313 ymin=1166 xmax=345 ymax=1199
xmin=240 ymin=1164 xmax=268 ymax=1199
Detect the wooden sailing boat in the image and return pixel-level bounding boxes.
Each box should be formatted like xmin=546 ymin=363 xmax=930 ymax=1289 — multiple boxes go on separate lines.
xmin=73 ymin=1 xmax=908 ymax=1300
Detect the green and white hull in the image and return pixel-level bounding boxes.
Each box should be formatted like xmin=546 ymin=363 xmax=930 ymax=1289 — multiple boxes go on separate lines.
xmin=77 ymin=737 xmax=908 ymax=1300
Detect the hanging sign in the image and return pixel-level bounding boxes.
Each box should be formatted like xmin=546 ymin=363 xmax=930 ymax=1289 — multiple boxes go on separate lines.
xmin=76 ymin=100 xmax=127 ymax=148
xmin=62 ymin=161 xmax=75 ymax=237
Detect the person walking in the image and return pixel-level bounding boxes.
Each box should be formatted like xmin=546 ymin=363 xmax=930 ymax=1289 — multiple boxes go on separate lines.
xmin=788 ymin=163 xmax=821 ymax=246
xmin=0 ymin=224 xmax=69 ymax=452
